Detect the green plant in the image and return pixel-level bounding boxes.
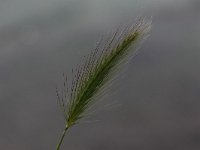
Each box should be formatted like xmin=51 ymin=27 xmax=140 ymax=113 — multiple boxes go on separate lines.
xmin=56 ymin=18 xmax=151 ymax=150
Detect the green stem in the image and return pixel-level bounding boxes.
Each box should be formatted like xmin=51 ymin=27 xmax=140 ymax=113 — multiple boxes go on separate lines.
xmin=56 ymin=125 xmax=70 ymax=150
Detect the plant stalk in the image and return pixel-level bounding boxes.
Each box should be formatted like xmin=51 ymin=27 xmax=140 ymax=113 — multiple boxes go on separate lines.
xmin=56 ymin=125 xmax=70 ymax=150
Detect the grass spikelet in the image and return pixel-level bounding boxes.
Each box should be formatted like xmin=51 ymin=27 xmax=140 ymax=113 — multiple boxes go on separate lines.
xmin=56 ymin=18 xmax=152 ymax=150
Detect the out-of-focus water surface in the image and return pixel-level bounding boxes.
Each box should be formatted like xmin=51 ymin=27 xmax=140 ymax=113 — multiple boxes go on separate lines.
xmin=1 ymin=0 xmax=200 ymax=149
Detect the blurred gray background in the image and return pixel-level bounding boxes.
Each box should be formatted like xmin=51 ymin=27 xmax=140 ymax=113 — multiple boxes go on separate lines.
xmin=0 ymin=0 xmax=200 ymax=149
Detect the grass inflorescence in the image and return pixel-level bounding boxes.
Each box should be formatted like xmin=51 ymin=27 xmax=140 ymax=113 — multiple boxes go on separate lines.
xmin=56 ymin=18 xmax=151 ymax=150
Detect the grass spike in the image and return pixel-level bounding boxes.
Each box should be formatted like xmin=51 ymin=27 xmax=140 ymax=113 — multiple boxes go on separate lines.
xmin=56 ymin=18 xmax=151 ymax=150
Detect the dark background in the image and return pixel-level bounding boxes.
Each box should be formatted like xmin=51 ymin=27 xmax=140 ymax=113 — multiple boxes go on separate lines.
xmin=0 ymin=0 xmax=200 ymax=149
